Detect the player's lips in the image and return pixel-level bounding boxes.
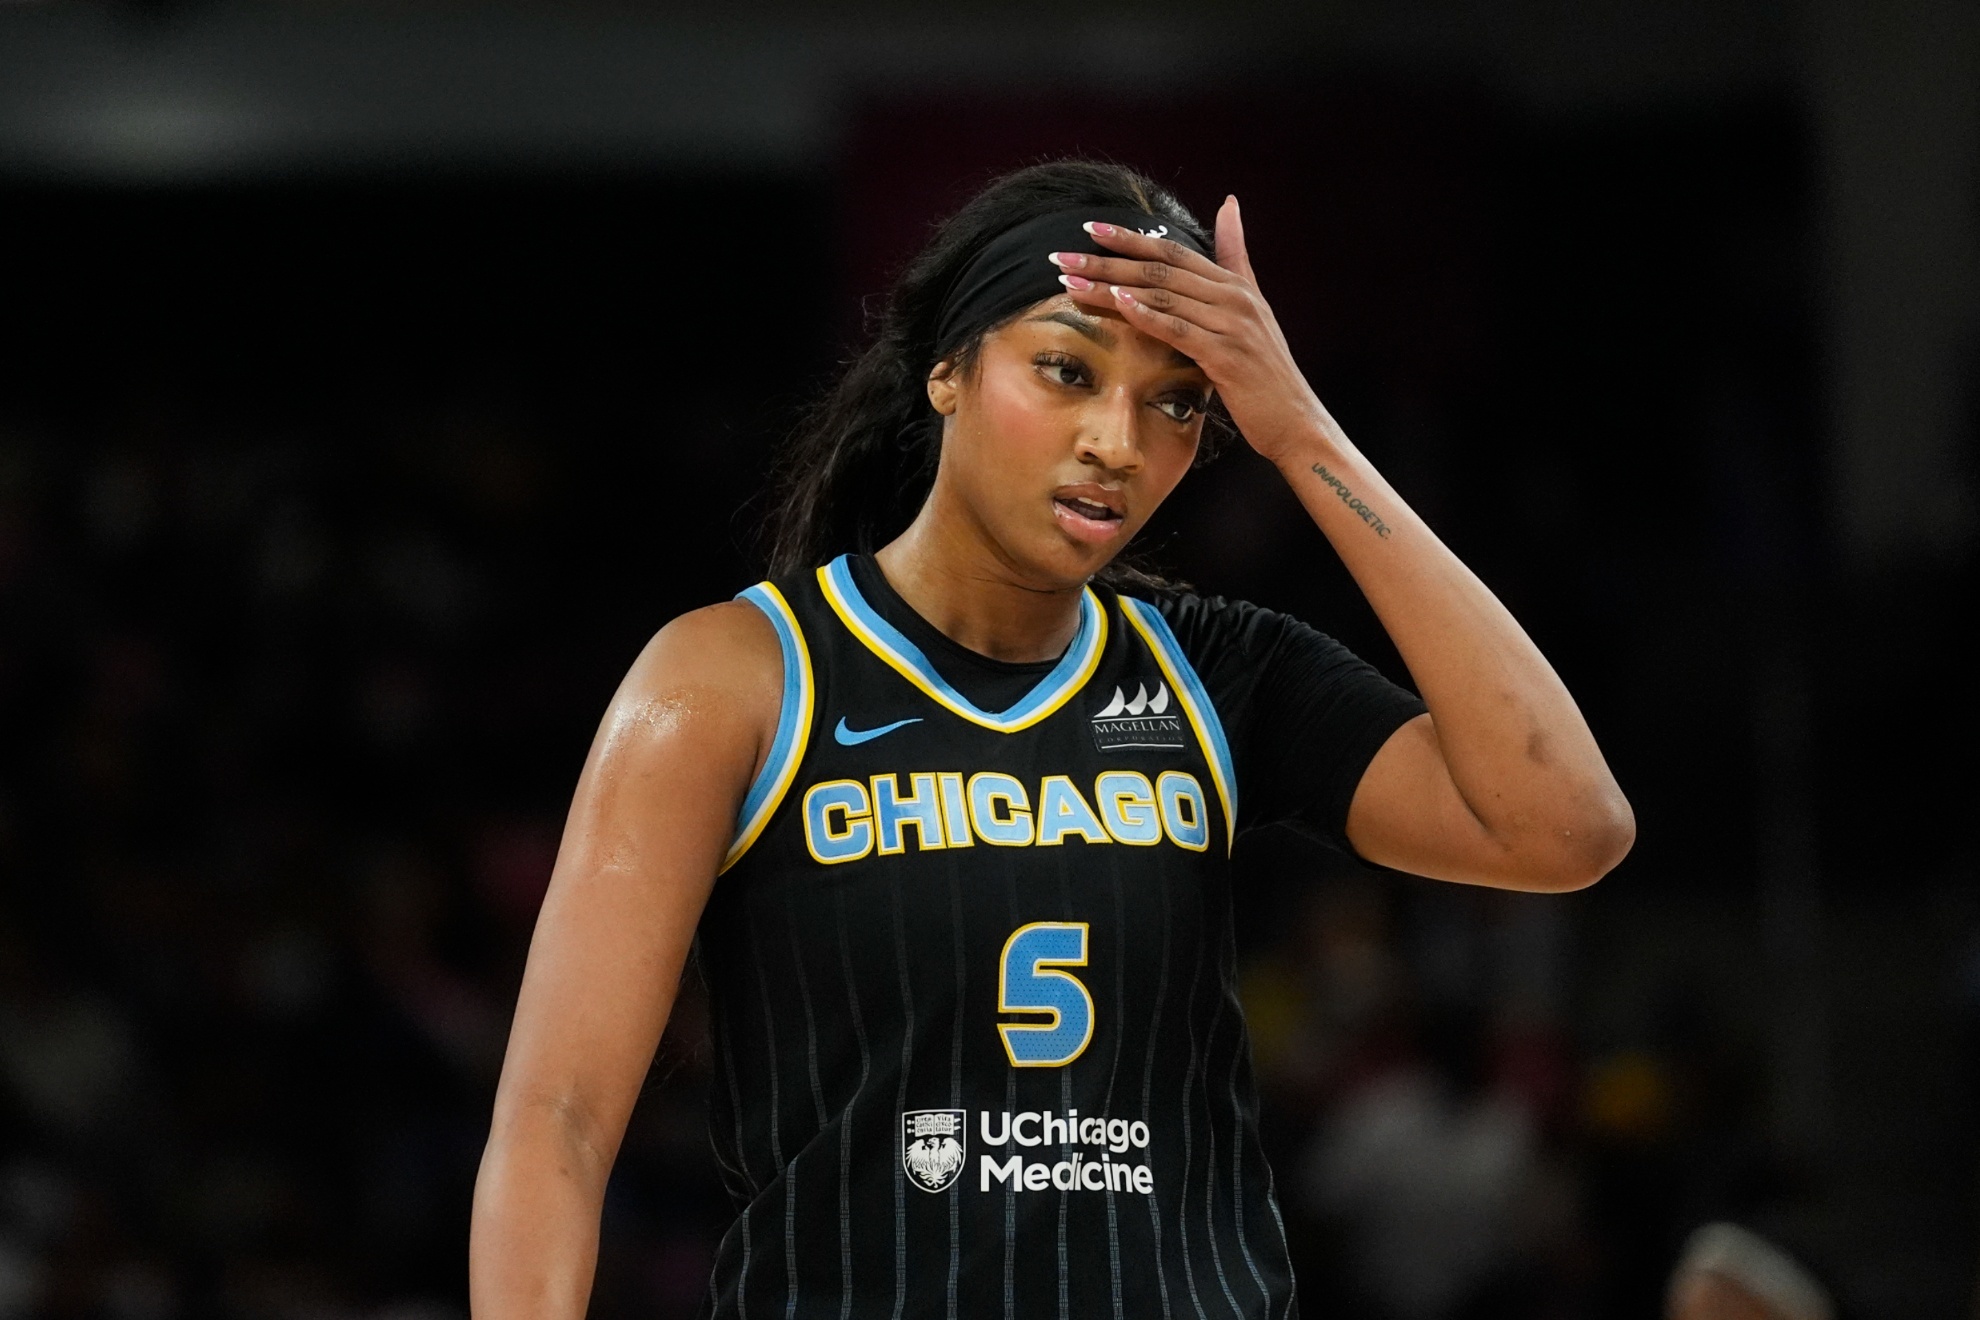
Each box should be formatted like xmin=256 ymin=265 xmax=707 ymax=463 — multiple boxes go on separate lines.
xmin=1051 ymin=486 xmax=1126 ymax=544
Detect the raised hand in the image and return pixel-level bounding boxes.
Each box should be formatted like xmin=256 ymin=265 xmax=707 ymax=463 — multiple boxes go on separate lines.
xmin=1049 ymin=196 xmax=1333 ymax=463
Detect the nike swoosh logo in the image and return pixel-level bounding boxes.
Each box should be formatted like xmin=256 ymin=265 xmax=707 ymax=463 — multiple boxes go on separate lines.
xmin=834 ymin=716 xmax=923 ymax=746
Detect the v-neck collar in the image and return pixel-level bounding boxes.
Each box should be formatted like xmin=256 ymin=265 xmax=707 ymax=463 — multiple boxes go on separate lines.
xmin=816 ymin=554 xmax=1108 ymax=733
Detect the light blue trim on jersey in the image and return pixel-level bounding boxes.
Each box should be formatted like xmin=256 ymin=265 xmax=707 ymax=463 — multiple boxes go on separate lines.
xmin=724 ymin=582 xmax=814 ymax=872
xmin=818 ymin=554 xmax=1107 ymax=734
xmin=1118 ymin=596 xmax=1238 ymax=852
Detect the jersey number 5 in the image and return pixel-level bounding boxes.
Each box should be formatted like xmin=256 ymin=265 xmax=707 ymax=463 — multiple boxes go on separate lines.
xmin=997 ymin=922 xmax=1094 ymax=1068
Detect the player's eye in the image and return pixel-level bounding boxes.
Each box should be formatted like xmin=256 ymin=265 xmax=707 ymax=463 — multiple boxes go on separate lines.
xmin=1035 ymin=353 xmax=1091 ymax=389
xmin=1154 ymin=392 xmax=1207 ymax=423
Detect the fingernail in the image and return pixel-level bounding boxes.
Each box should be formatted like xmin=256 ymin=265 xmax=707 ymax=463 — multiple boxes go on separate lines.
xmin=1049 ymin=251 xmax=1086 ymax=269
xmin=1083 ymin=221 xmax=1116 ymax=237
xmin=1111 ymin=286 xmax=1135 ymax=304
xmin=1058 ymin=273 xmax=1094 ymax=291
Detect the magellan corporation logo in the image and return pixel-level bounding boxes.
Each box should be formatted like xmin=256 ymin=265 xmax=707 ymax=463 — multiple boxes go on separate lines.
xmin=1089 ymin=682 xmax=1186 ymax=752
xmin=902 ymin=1110 xmax=966 ymax=1193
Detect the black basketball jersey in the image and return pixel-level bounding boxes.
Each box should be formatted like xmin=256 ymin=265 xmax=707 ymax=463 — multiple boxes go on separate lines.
xmin=695 ymin=554 xmax=1297 ymax=1320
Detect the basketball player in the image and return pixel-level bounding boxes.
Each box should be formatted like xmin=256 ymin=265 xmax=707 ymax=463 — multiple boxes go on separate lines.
xmin=469 ymin=161 xmax=1634 ymax=1318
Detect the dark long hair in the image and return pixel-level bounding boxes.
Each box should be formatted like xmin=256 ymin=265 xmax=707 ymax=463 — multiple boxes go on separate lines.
xmin=762 ymin=160 xmax=1224 ymax=579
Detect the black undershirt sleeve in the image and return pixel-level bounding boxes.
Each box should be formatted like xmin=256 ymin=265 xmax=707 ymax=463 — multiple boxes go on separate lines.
xmin=1153 ymin=592 xmax=1427 ymax=858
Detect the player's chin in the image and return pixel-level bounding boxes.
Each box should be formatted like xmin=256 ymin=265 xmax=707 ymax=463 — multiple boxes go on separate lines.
xmin=1034 ymin=514 xmax=1134 ymax=583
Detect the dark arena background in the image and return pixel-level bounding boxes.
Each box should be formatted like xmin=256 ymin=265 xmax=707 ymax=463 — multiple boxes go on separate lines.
xmin=2 ymin=2 xmax=1977 ymax=1317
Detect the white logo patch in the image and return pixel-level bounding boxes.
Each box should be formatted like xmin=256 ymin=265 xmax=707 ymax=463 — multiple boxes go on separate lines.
xmin=902 ymin=1109 xmax=967 ymax=1193
xmin=1091 ymin=681 xmax=1187 ymax=751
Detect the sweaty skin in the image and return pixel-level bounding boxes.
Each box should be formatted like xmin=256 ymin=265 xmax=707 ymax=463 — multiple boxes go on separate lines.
xmin=468 ymin=198 xmax=1633 ymax=1317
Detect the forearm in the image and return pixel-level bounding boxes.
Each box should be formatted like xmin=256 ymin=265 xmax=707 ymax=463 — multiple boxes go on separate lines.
xmin=470 ymin=1098 xmax=613 ymax=1318
xmin=1055 ymin=203 xmax=1629 ymax=884
xmin=1271 ymin=411 xmax=1632 ymax=877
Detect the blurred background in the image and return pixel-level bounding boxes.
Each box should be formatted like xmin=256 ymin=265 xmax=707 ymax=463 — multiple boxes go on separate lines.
xmin=1 ymin=0 xmax=1976 ymax=1316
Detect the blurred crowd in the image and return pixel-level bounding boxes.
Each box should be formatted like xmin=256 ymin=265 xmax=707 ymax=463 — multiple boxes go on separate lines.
xmin=0 ymin=427 xmax=731 ymax=1317
xmin=1237 ymin=867 xmax=1794 ymax=1320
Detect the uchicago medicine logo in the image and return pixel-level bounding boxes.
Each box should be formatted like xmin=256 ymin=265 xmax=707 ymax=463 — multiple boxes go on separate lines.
xmin=901 ymin=1109 xmax=967 ymax=1192
xmin=900 ymin=1108 xmax=1159 ymax=1195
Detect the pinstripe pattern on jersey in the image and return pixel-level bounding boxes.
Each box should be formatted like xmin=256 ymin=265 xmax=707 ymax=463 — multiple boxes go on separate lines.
xmin=833 ymin=891 xmax=872 ymax=1320
xmin=1199 ymin=993 xmax=1243 ymax=1318
xmin=888 ymin=879 xmax=914 ymax=1320
xmin=1263 ymin=1181 xmax=1297 ymax=1320
xmin=1140 ymin=874 xmax=1177 ymax=1320
xmin=1225 ymin=1029 xmax=1270 ymax=1310
xmin=728 ymin=583 xmax=816 ymax=872
xmin=1055 ymin=861 xmax=1077 ymax=1320
xmin=1002 ymin=865 xmax=1021 ymax=1320
xmin=1117 ymin=597 xmax=1237 ymax=855
xmin=946 ymin=864 xmax=966 ymax=1320
xmin=1174 ymin=935 xmax=1210 ymax=1320
xmin=747 ymin=924 xmax=792 ymax=1318
xmin=701 ymin=564 xmax=1298 ymax=1319
xmin=1101 ymin=853 xmax=1128 ymax=1320
xmin=817 ymin=556 xmax=1107 ymax=733
xmin=788 ymin=908 xmax=830 ymax=1320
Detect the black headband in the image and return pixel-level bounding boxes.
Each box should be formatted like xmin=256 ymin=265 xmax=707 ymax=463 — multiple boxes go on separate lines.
xmin=933 ymin=207 xmax=1210 ymax=359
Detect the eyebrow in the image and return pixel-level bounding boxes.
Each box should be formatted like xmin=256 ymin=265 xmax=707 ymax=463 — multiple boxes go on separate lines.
xmin=1025 ymin=307 xmax=1200 ymax=370
xmin=1025 ymin=307 xmax=1117 ymax=348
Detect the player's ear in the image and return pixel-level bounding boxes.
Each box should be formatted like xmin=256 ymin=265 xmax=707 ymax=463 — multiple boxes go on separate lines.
xmin=927 ymin=359 xmax=960 ymax=416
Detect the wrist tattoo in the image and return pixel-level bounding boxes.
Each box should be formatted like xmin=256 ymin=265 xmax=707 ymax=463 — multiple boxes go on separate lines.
xmin=1311 ymin=463 xmax=1392 ymax=538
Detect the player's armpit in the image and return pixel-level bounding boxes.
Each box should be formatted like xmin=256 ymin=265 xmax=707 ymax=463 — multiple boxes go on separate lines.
xmin=1343 ymin=711 xmax=1628 ymax=893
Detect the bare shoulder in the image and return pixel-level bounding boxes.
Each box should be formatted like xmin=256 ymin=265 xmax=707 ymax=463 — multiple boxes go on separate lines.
xmin=602 ymin=599 xmax=784 ymax=766
xmin=638 ymin=599 xmax=782 ymax=686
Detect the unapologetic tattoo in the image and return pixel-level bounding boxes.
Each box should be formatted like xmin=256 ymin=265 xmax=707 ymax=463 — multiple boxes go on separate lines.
xmin=1311 ymin=463 xmax=1392 ymax=538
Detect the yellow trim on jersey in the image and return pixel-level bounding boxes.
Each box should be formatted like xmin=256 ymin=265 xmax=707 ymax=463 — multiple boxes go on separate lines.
xmin=721 ymin=582 xmax=814 ymax=873
xmin=816 ymin=561 xmax=1107 ymax=734
xmin=1119 ymin=599 xmax=1236 ymax=855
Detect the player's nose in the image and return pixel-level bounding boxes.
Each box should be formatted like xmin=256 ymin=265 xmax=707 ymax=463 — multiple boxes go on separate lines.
xmin=1074 ymin=390 xmax=1144 ymax=474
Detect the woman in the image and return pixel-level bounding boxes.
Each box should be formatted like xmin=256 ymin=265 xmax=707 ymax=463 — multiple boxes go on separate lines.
xmin=469 ymin=160 xmax=1633 ymax=1318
